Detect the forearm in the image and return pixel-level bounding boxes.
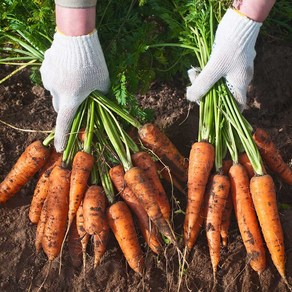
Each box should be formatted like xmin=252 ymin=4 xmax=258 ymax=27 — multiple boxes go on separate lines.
xmin=233 ymin=0 xmax=276 ymax=22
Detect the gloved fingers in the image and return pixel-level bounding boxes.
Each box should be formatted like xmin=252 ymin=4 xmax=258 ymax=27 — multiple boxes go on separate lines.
xmin=186 ymin=57 xmax=224 ymax=104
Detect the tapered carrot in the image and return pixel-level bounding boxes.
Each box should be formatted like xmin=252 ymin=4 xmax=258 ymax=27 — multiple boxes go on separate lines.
xmin=41 ymin=165 xmax=70 ymax=261
xmin=138 ymin=123 xmax=188 ymax=183
xmin=107 ymin=201 xmax=144 ymax=274
xmin=132 ymin=151 xmax=171 ymax=221
xmin=109 ymin=165 xmax=162 ymax=255
xmin=253 ymin=128 xmax=292 ymax=185
xmin=124 ymin=166 xmax=176 ymax=245
xmin=250 ymin=174 xmax=286 ymax=280
xmin=0 ymin=140 xmax=51 ymax=204
xmin=229 ymin=164 xmax=266 ymax=273
xmin=35 ymin=197 xmax=48 ymax=253
xmin=205 ymin=173 xmax=230 ymax=276
xmin=93 ymin=222 xmax=110 ymax=268
xmin=239 ymin=152 xmax=255 ymax=179
xmin=68 ymin=218 xmax=83 ymax=268
xmin=83 ymin=185 xmax=107 ymax=235
xmin=184 ymin=141 xmax=215 ymax=251
xmin=155 ymin=161 xmax=186 ymax=195
xmin=29 ymin=156 xmax=62 ymax=224
xmin=220 ymin=193 xmax=233 ymax=247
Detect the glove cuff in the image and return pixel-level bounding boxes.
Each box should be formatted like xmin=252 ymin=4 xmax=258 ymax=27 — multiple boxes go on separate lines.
xmin=219 ymin=8 xmax=262 ymax=48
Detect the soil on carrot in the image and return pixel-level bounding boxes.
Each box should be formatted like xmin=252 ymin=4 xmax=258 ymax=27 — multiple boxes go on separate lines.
xmin=0 ymin=39 xmax=292 ymax=292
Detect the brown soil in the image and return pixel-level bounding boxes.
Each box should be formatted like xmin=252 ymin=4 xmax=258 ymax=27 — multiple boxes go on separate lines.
xmin=0 ymin=39 xmax=292 ymax=292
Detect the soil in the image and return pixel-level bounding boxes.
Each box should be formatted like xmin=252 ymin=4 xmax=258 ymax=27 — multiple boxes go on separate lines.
xmin=0 ymin=38 xmax=292 ymax=292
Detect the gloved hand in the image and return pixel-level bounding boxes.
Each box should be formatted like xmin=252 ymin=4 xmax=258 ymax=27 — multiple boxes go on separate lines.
xmin=186 ymin=8 xmax=262 ymax=110
xmin=40 ymin=30 xmax=110 ymax=152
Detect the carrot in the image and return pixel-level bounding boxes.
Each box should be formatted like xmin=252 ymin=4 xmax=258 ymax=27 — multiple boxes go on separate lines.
xmin=38 ymin=148 xmax=61 ymax=177
xmin=250 ymin=174 xmax=286 ymax=280
xmin=253 ymin=128 xmax=292 ymax=185
xmin=0 ymin=140 xmax=51 ymax=204
xmin=124 ymin=166 xmax=176 ymax=245
xmin=138 ymin=123 xmax=188 ymax=183
xmin=132 ymin=151 xmax=171 ymax=221
xmin=229 ymin=164 xmax=266 ymax=273
xmin=220 ymin=192 xmax=233 ymax=247
xmin=29 ymin=156 xmax=62 ymax=224
xmin=109 ymin=165 xmax=162 ymax=255
xmin=35 ymin=197 xmax=48 ymax=253
xmin=68 ymin=151 xmax=95 ymax=227
xmin=41 ymin=165 xmax=70 ymax=261
xmin=155 ymin=161 xmax=186 ymax=195
xmin=205 ymin=173 xmax=230 ymax=276
xmin=93 ymin=222 xmax=110 ymax=268
xmin=83 ymin=185 xmax=107 ymax=235
xmin=68 ymin=218 xmax=83 ymax=268
xmin=107 ymin=201 xmax=144 ymax=275
xmin=222 ymin=159 xmax=233 ymax=176
xmin=239 ymin=152 xmax=255 ymax=179
xmin=184 ymin=141 xmax=215 ymax=251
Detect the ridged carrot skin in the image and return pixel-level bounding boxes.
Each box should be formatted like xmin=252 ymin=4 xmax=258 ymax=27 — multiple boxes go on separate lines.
xmin=110 ymin=165 xmax=162 ymax=255
xmin=132 ymin=151 xmax=171 ymax=221
xmin=229 ymin=164 xmax=266 ymax=273
xmin=0 ymin=140 xmax=51 ymax=204
xmin=42 ymin=165 xmax=70 ymax=261
xmin=93 ymin=222 xmax=110 ymax=268
xmin=138 ymin=123 xmax=188 ymax=183
xmin=184 ymin=141 xmax=215 ymax=251
xmin=250 ymin=174 xmax=286 ymax=280
xmin=205 ymin=174 xmax=230 ymax=276
xmin=220 ymin=192 xmax=233 ymax=247
xmin=107 ymin=201 xmax=144 ymax=275
xmin=35 ymin=197 xmax=48 ymax=253
xmin=253 ymin=128 xmax=292 ymax=185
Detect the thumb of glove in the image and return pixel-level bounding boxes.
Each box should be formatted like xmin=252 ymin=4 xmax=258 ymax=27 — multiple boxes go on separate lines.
xmin=186 ymin=58 xmax=223 ymax=104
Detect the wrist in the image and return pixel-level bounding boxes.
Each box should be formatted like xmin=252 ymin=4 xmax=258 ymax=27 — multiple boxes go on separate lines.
xmin=56 ymin=5 xmax=96 ymax=36
xmin=233 ymin=0 xmax=276 ymax=22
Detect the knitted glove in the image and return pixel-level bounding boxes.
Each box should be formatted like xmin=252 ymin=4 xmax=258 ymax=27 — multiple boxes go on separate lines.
xmin=186 ymin=8 xmax=262 ymax=110
xmin=40 ymin=30 xmax=110 ymax=152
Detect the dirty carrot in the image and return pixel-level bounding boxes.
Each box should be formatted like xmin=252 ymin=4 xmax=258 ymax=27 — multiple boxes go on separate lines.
xmin=138 ymin=123 xmax=188 ymax=183
xmin=250 ymin=174 xmax=286 ymax=280
xmin=107 ymin=201 xmax=144 ymax=275
xmin=205 ymin=173 xmax=230 ymax=276
xmin=253 ymin=128 xmax=292 ymax=185
xmin=220 ymin=192 xmax=233 ymax=247
xmin=0 ymin=140 xmax=51 ymax=204
xmin=239 ymin=152 xmax=255 ymax=179
xmin=35 ymin=197 xmax=48 ymax=253
xmin=124 ymin=166 xmax=176 ymax=245
xmin=184 ymin=141 xmax=215 ymax=251
xmin=109 ymin=165 xmax=162 ymax=255
xmin=29 ymin=156 xmax=62 ymax=224
xmin=83 ymin=185 xmax=107 ymax=235
xmin=132 ymin=151 xmax=171 ymax=221
xmin=39 ymin=148 xmax=61 ymax=177
xmin=93 ymin=222 xmax=110 ymax=268
xmin=41 ymin=165 xmax=70 ymax=262
xmin=229 ymin=164 xmax=266 ymax=273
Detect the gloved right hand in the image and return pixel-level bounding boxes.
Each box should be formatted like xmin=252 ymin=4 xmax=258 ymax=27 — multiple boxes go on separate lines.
xmin=40 ymin=30 xmax=110 ymax=152
xmin=186 ymin=8 xmax=262 ymax=111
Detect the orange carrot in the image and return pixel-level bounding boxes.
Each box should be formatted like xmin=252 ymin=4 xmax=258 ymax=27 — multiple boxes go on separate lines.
xmin=239 ymin=152 xmax=254 ymax=179
xmin=155 ymin=161 xmax=186 ymax=195
xmin=132 ymin=151 xmax=171 ymax=221
xmin=68 ymin=218 xmax=83 ymax=268
xmin=222 ymin=159 xmax=233 ymax=176
xmin=29 ymin=156 xmax=62 ymax=224
xmin=0 ymin=140 xmax=51 ymax=204
xmin=253 ymin=128 xmax=292 ymax=185
xmin=205 ymin=173 xmax=230 ymax=276
xmin=38 ymin=148 xmax=61 ymax=177
xmin=83 ymin=185 xmax=107 ymax=236
xmin=184 ymin=141 xmax=215 ymax=251
xmin=93 ymin=222 xmax=110 ymax=268
xmin=35 ymin=197 xmax=48 ymax=253
xmin=109 ymin=165 xmax=162 ymax=255
xmin=229 ymin=164 xmax=266 ymax=273
xmin=124 ymin=166 xmax=176 ymax=245
xmin=41 ymin=165 xmax=70 ymax=261
xmin=107 ymin=201 xmax=144 ymax=274
xmin=250 ymin=174 xmax=286 ymax=280
xmin=138 ymin=123 xmax=188 ymax=183
xmin=220 ymin=192 xmax=233 ymax=247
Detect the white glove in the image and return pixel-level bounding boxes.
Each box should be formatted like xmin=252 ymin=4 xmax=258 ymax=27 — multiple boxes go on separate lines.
xmin=40 ymin=30 xmax=110 ymax=152
xmin=186 ymin=8 xmax=262 ymax=110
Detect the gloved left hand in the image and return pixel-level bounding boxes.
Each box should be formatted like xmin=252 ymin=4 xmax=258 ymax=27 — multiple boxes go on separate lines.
xmin=40 ymin=30 xmax=110 ymax=152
